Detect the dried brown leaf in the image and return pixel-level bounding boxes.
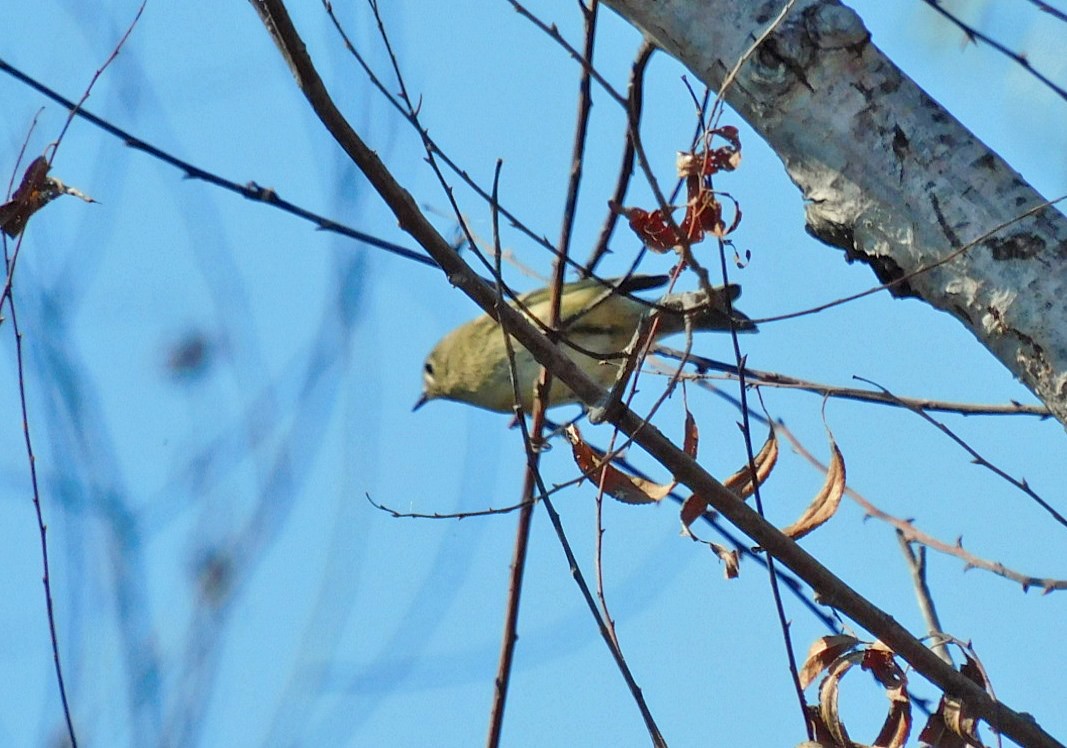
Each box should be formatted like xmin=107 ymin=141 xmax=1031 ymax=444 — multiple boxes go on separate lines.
xmin=1 ymin=156 xmax=51 ymax=237
xmin=0 ymin=155 xmax=96 ymax=237
xmin=683 ymin=409 xmax=699 ymax=458
xmin=679 ymin=493 xmax=709 ymax=530
xmin=918 ymin=654 xmax=986 ymax=748
xmin=709 ymin=542 xmax=740 ymax=579
xmin=804 ymin=639 xmax=912 ymax=748
xmin=804 ymin=704 xmax=842 ymax=747
xmin=781 ymin=424 xmax=845 ymax=540
xmin=800 ymin=635 xmax=862 ymax=690
xmin=723 ymin=427 xmax=779 ymax=499
xmin=681 ymin=428 xmax=779 ymax=532
xmin=864 ymin=643 xmax=911 ymax=748
xmin=564 ymin=425 xmax=674 ymax=504
xmin=819 ymin=654 xmax=862 ymax=747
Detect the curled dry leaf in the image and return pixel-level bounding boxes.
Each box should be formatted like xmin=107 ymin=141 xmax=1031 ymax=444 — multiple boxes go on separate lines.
xmin=803 ymin=704 xmax=842 ymax=748
xmin=806 ymin=638 xmax=912 ymax=748
xmin=565 ymin=425 xmax=674 ymax=504
xmin=780 ymin=424 xmax=846 ymax=541
xmin=799 ymin=635 xmax=862 ymax=690
xmin=680 ymin=427 xmax=778 ymax=531
xmin=709 ymin=542 xmax=740 ymax=579
xmin=611 ymin=126 xmax=744 ymax=251
xmin=0 ymin=155 xmax=96 ymax=237
xmin=724 ymin=428 xmax=779 ymax=500
xmin=863 ymin=643 xmax=911 ymax=748
xmin=918 ymin=653 xmax=987 ymax=748
xmin=564 ymin=419 xmax=698 ymax=506
xmin=563 ymin=414 xmax=700 ymax=505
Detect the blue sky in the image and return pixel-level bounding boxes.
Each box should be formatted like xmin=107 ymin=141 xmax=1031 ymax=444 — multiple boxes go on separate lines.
xmin=2 ymin=1 xmax=1066 ymax=745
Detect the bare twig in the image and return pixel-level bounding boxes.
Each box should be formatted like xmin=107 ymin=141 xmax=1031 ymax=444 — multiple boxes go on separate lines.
xmin=585 ymin=40 xmax=654 ymax=272
xmin=920 ymin=0 xmax=1067 ymax=103
xmin=709 ymin=0 xmax=799 ymax=125
xmin=747 ymin=196 xmax=1067 ymax=326
xmin=3 ymin=6 xmax=149 ymax=742
xmin=777 ymin=421 xmax=1067 ymax=593
xmin=855 ymin=376 xmax=1067 ymax=530
xmin=713 ymin=234 xmax=810 ymax=737
xmin=658 ymin=347 xmax=1051 ymax=417
xmin=896 ymin=533 xmax=953 ymax=666
xmin=0 ymin=57 xmax=434 ymax=267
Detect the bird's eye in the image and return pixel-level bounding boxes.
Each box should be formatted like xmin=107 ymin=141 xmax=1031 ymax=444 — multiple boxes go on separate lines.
xmin=424 ymin=362 xmax=434 ymax=376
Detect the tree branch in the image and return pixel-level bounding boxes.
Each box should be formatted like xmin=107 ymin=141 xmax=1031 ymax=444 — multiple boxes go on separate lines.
xmin=602 ymin=0 xmax=1067 ymax=428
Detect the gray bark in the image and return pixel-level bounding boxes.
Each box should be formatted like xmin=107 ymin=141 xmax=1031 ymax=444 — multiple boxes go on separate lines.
xmin=604 ymin=0 xmax=1067 ymax=426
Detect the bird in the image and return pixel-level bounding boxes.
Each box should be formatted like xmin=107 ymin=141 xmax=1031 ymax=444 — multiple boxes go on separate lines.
xmin=414 ymin=274 xmax=755 ymax=413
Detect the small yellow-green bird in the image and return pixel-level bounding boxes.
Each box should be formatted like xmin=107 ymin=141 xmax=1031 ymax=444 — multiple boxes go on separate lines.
xmin=414 ymin=274 xmax=755 ymax=413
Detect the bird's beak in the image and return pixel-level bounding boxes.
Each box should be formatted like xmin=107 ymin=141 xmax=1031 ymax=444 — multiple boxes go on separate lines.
xmin=412 ymin=393 xmax=429 ymax=412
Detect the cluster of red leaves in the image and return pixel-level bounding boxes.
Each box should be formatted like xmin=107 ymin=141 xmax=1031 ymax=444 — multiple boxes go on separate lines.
xmin=613 ymin=126 xmax=743 ymax=252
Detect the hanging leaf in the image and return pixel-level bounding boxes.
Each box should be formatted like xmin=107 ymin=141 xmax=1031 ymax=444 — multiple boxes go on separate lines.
xmin=918 ymin=653 xmax=987 ymax=748
xmin=723 ymin=428 xmax=779 ymax=500
xmin=609 ymin=201 xmax=683 ymax=253
xmin=818 ymin=653 xmax=862 ymax=747
xmin=0 ymin=155 xmax=96 ymax=237
xmin=681 ymin=427 xmax=778 ymax=532
xmin=781 ymin=423 xmax=846 ymax=540
xmin=799 ymin=635 xmax=862 ymax=690
xmin=807 ymin=638 xmax=912 ymax=748
xmin=709 ymin=542 xmax=740 ymax=579
xmin=565 ymin=425 xmax=674 ymax=504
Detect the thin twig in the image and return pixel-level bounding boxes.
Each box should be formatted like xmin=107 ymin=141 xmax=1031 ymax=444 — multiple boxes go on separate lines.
xmin=3 ymin=5 xmax=150 ymax=741
xmin=713 ymin=227 xmax=810 ymax=737
xmin=4 ymin=160 xmax=79 ymax=748
xmin=657 ymin=348 xmax=1051 ymax=417
xmin=0 ymin=56 xmax=434 ymax=268
xmin=585 ymin=40 xmax=654 ymax=273
xmin=747 ymin=196 xmax=1067 ymax=326
xmin=854 ymin=376 xmax=1067 ymax=530
xmin=896 ymin=533 xmax=953 ymax=665
xmin=709 ymin=0 xmax=799 ymax=126
xmin=920 ymin=0 xmax=1067 ymax=103
xmin=484 ymin=153 xmax=542 ymax=748
xmin=777 ymin=421 xmax=1067 ymax=593
xmin=365 ymin=492 xmax=534 ymax=520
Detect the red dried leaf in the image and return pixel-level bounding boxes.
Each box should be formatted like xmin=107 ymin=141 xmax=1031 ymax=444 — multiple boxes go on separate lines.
xmin=781 ymin=424 xmax=845 ymax=540
xmin=609 ymin=201 xmax=683 ymax=252
xmin=681 ymin=184 xmax=724 ymax=241
xmin=0 ymin=155 xmax=96 ymax=238
xmin=702 ymin=125 xmax=742 ymax=174
xmin=678 ymin=126 xmax=743 ymax=177
xmin=0 ymin=156 xmax=51 ymax=237
xmin=683 ymin=409 xmax=698 ymax=458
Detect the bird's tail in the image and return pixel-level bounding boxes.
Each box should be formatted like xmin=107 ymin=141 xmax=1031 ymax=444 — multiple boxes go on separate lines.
xmin=655 ymin=284 xmax=757 ymax=335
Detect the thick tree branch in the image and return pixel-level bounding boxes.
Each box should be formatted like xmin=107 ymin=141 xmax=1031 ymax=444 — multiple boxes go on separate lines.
xmin=603 ymin=0 xmax=1067 ymax=428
